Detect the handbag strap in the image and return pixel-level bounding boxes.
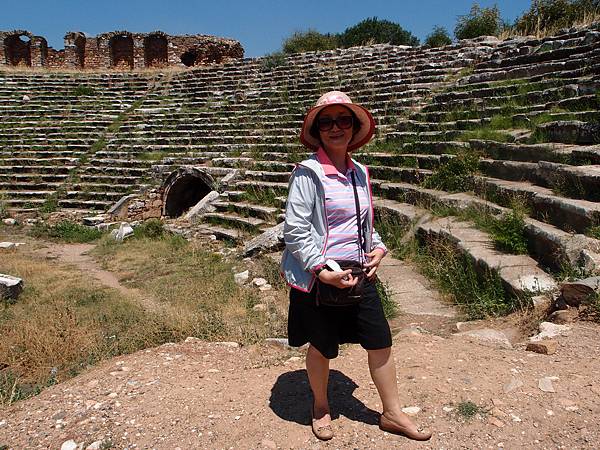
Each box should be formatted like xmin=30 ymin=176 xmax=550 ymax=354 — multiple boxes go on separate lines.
xmin=350 ymin=171 xmax=365 ymax=266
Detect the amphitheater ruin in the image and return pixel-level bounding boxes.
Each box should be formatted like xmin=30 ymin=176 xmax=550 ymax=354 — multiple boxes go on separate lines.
xmin=0 ymin=30 xmax=243 ymax=69
xmin=1 ymin=23 xmax=600 ymax=305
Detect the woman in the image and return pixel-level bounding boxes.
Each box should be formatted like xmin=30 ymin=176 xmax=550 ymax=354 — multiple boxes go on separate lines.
xmin=280 ymin=91 xmax=432 ymax=441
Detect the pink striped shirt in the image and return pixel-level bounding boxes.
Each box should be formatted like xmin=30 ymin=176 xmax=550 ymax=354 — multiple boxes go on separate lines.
xmin=316 ymin=148 xmax=369 ymax=263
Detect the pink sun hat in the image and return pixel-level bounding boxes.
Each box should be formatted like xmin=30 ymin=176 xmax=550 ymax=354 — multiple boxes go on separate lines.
xmin=299 ymin=91 xmax=376 ymax=151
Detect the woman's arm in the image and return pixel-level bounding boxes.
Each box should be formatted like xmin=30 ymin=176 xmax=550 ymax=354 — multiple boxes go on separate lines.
xmin=283 ymin=167 xmax=327 ymax=272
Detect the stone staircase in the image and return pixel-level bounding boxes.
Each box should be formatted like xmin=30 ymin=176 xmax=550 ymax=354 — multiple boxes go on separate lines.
xmin=0 ymin=72 xmax=162 ymax=211
xmin=1 ymin=23 xmax=600 ymax=313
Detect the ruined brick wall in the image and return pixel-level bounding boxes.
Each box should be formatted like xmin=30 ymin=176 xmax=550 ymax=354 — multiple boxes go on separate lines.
xmin=1 ymin=29 xmax=244 ymax=70
xmin=46 ymin=48 xmax=65 ymax=68
xmin=1 ymin=31 xmax=33 ymax=66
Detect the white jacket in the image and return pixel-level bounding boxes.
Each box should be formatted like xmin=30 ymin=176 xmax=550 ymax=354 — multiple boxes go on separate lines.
xmin=280 ymin=153 xmax=386 ymax=292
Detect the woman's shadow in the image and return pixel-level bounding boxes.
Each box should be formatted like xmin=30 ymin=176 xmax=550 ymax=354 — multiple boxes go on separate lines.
xmin=269 ymin=369 xmax=380 ymax=426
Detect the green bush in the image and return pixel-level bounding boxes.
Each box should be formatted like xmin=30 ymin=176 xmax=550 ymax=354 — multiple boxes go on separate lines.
xmin=422 ymin=153 xmax=479 ymax=192
xmin=133 ymin=219 xmax=164 ymax=239
xmin=425 ymin=26 xmax=453 ymax=47
xmin=282 ymin=29 xmax=338 ymax=54
xmin=455 ymin=3 xmax=503 ymax=39
xmin=339 ymin=17 xmax=419 ymax=47
xmin=29 ymin=221 xmax=103 ymax=243
xmin=72 ymin=86 xmax=96 ymax=97
xmin=261 ymin=51 xmax=287 ymax=70
xmin=514 ymin=0 xmax=600 ymax=35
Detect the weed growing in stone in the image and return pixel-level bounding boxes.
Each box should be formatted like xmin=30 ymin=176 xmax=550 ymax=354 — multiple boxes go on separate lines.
xmin=377 ymin=279 xmax=398 ymax=319
xmin=415 ymin=240 xmax=515 ymax=319
xmin=72 ymin=86 xmax=96 ymax=97
xmin=243 ymin=186 xmax=282 ymax=208
xmin=422 ymin=152 xmax=479 ymax=192
xmin=490 ymin=208 xmax=528 ymax=255
xmin=0 ymin=196 xmax=7 ymax=219
xmin=90 ymin=138 xmax=107 ymax=152
xmin=586 ymin=225 xmax=600 ymax=240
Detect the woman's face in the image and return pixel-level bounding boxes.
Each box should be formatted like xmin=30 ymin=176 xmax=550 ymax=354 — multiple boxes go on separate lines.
xmin=317 ymin=105 xmax=354 ymax=153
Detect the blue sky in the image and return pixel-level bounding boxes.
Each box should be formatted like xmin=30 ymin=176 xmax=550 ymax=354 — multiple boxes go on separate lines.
xmin=1 ymin=1 xmax=531 ymax=57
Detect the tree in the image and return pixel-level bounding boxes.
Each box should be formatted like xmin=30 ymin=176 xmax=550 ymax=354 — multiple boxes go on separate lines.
xmin=513 ymin=0 xmax=600 ymax=35
xmin=338 ymin=17 xmax=419 ymax=47
xmin=282 ymin=29 xmax=338 ymax=54
xmin=454 ymin=3 xmax=503 ymax=39
xmin=425 ymin=26 xmax=453 ymax=47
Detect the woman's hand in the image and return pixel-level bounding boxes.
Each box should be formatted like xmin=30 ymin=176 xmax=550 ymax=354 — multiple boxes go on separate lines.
xmin=318 ymin=269 xmax=358 ymax=289
xmin=363 ymin=248 xmax=386 ymax=279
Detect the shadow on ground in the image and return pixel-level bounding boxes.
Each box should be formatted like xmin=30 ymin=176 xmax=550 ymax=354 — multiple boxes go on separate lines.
xmin=269 ymin=369 xmax=380 ymax=426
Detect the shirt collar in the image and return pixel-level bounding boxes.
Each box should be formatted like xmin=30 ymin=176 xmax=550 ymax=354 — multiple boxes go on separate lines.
xmin=316 ymin=147 xmax=356 ymax=176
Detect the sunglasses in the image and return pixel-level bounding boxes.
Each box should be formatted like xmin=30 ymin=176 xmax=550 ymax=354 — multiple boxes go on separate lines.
xmin=317 ymin=115 xmax=354 ymax=132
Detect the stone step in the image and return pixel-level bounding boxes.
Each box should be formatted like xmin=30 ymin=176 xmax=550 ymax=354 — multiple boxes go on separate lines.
xmin=420 ymin=216 xmax=557 ymax=296
xmin=202 ymin=212 xmax=266 ymax=232
xmin=373 ymin=198 xmax=558 ymax=298
xmin=212 ymin=201 xmax=279 ymax=221
xmin=242 ymin=170 xmax=291 ymax=183
xmin=374 ymin=182 xmax=600 ymax=272
xmin=368 ymin=166 xmax=432 ymax=184
xmin=480 ymin=159 xmax=600 ymax=201
xmin=235 ymin=180 xmax=289 ymax=195
xmin=0 ymin=180 xmax=65 ymax=190
xmin=196 ymin=224 xmax=244 ymax=243
xmin=474 ymin=177 xmax=600 ymax=234
xmin=469 ymin=140 xmax=577 ymax=163
xmin=537 ymin=120 xmax=600 ymax=145
xmin=58 ymin=199 xmax=112 ymax=211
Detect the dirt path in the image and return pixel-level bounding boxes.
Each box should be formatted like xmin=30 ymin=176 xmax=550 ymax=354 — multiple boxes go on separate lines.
xmin=29 ymin=242 xmax=165 ymax=313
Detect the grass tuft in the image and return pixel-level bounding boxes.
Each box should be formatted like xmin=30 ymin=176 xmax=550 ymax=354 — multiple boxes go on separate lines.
xmin=456 ymin=400 xmax=486 ymax=420
xmin=422 ymin=153 xmax=479 ymax=192
xmin=29 ymin=221 xmax=103 ymax=243
xmin=376 ymin=279 xmax=398 ymax=319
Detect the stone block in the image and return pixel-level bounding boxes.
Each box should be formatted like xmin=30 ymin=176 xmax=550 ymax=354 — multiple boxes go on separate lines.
xmin=560 ymin=276 xmax=600 ymax=307
xmin=526 ymin=340 xmax=558 ymax=355
xmin=184 ymin=191 xmax=220 ymax=222
xmin=0 ymin=274 xmax=23 ymax=301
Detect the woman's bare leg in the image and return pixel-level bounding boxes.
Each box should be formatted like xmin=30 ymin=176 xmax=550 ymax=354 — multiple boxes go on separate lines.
xmin=306 ymin=344 xmax=331 ymax=425
xmin=367 ymin=347 xmax=431 ymax=438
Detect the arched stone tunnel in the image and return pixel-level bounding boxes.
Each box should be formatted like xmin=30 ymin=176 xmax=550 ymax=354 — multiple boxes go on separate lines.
xmin=161 ymin=167 xmax=215 ymax=218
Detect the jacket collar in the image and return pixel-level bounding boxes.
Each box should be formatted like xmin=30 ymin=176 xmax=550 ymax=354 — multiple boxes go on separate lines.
xmin=316 ymin=147 xmax=356 ymax=176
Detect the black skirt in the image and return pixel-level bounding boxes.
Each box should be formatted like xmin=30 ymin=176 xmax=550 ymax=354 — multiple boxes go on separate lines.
xmin=287 ymin=279 xmax=392 ymax=359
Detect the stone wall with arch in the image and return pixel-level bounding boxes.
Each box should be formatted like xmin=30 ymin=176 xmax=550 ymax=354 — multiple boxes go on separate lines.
xmin=0 ymin=30 xmax=49 ymax=68
xmin=0 ymin=29 xmax=243 ymax=70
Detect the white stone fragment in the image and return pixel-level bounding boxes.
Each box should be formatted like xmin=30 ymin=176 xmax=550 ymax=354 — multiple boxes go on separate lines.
xmin=61 ymin=440 xmax=78 ymax=450
xmin=401 ymin=406 xmax=421 ymax=416
xmin=538 ymin=377 xmax=556 ymax=393
xmin=529 ymin=322 xmax=571 ymax=342
xmin=252 ymin=277 xmax=268 ymax=287
xmin=234 ymin=270 xmax=249 ymax=285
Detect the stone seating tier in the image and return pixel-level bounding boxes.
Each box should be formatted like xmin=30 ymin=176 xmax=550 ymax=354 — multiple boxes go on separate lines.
xmin=1 ymin=25 xmax=599 ymax=296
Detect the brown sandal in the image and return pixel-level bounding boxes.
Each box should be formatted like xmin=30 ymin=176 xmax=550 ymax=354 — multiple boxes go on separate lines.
xmin=311 ymin=406 xmax=334 ymax=441
xmin=379 ymin=413 xmax=432 ymax=441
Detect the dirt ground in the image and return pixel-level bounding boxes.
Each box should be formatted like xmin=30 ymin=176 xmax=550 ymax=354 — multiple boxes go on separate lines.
xmin=1 ymin=317 xmax=599 ymax=449
xmin=1 ymin=235 xmax=600 ymax=449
